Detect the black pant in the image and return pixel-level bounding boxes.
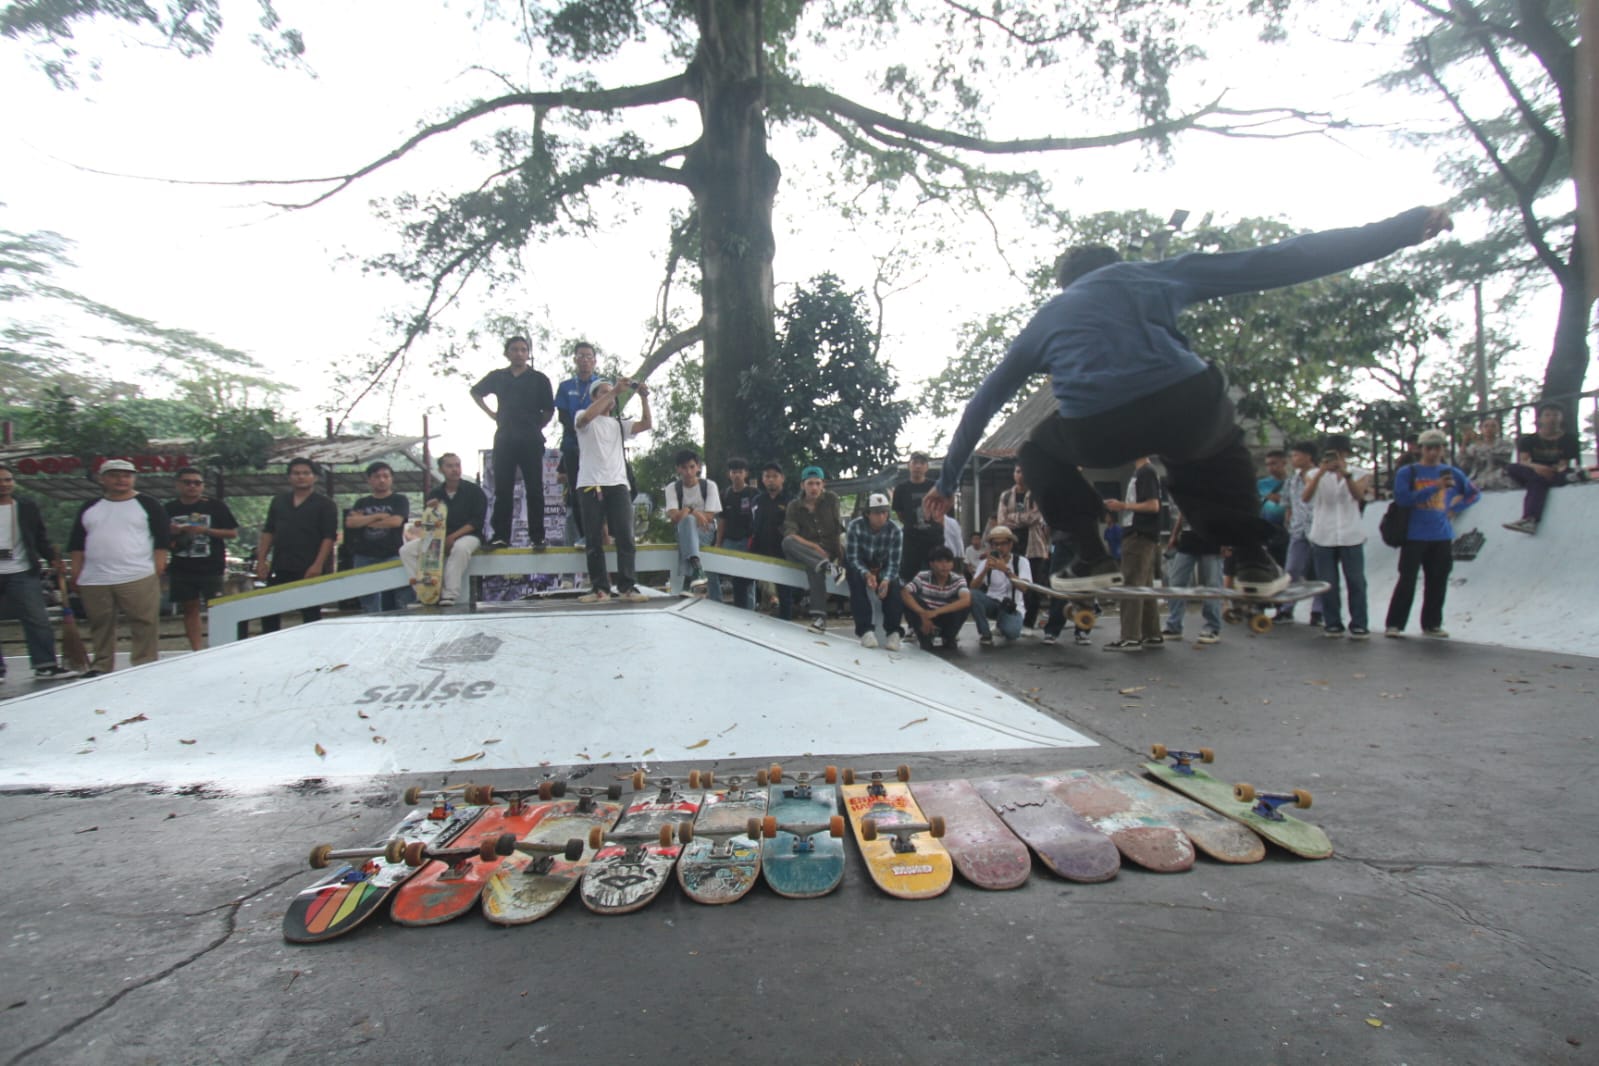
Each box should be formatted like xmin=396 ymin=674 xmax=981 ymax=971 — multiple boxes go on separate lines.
xmin=1385 ymin=539 xmax=1453 ymax=631
xmin=1018 ymin=365 xmax=1273 ymax=567
xmin=558 ymin=448 xmax=584 ymax=539
xmin=578 ymin=484 xmax=636 ymax=592
xmin=490 ymin=433 xmax=546 ymax=543
xmin=259 ymin=571 xmax=322 ymax=634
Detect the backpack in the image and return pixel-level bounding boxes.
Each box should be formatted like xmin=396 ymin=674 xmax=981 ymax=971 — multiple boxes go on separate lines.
xmin=1379 ymin=500 xmax=1410 ymax=548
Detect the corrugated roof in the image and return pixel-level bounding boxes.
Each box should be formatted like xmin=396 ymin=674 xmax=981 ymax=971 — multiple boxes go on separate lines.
xmin=974 ymin=384 xmax=1054 ymax=459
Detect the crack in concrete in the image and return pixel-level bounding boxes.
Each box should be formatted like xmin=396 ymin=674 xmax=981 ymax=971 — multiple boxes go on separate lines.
xmin=1348 ymin=855 xmax=1598 ymax=875
xmin=5 ymin=872 xmax=295 ymax=1066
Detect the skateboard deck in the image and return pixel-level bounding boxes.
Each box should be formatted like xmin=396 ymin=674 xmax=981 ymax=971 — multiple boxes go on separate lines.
xmin=1036 ymin=770 xmax=1195 ymax=873
xmin=1014 ymin=578 xmax=1330 ymax=634
xmin=1143 ymin=746 xmax=1332 ymax=859
xmin=390 ymin=790 xmax=558 ymax=926
xmin=974 ymin=775 xmax=1119 ymax=883
xmin=760 ymin=767 xmax=847 ymax=900
xmin=482 ymin=784 xmax=626 ymax=925
xmin=282 ymin=794 xmax=482 ymax=943
xmin=908 ymin=778 xmax=1031 ymax=890
xmin=1093 ymin=769 xmax=1265 ymax=863
xmin=839 ymin=767 xmax=953 ymax=900
xmin=411 ymin=501 xmax=447 ymax=606
xmin=580 ymin=775 xmax=704 ymax=915
xmin=676 ymin=774 xmax=768 ymax=905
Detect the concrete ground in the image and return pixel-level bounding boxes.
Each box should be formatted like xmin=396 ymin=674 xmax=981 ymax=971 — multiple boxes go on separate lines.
xmin=1 ymin=615 xmax=1594 ymax=1065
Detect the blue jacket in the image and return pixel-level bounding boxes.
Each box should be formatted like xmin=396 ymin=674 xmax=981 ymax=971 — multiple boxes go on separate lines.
xmin=1393 ymin=464 xmax=1479 ymax=541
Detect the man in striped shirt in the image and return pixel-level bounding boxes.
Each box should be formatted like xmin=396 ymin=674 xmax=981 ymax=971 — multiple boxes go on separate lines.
xmin=900 ymin=545 xmax=972 ymax=650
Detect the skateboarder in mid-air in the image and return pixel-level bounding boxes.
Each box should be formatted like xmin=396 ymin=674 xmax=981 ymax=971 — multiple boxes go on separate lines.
xmin=922 ymin=205 xmax=1455 ymax=597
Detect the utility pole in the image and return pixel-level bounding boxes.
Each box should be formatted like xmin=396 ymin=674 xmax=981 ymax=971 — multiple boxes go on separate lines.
xmin=1473 ymin=281 xmax=1489 ymax=414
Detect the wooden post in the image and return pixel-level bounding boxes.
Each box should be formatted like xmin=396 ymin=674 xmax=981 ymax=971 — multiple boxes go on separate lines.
xmin=422 ymin=414 xmax=433 ymax=496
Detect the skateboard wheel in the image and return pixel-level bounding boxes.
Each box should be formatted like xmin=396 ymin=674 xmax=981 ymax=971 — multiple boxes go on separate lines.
xmin=677 ymin=820 xmax=694 ymax=844
xmin=563 ymin=837 xmax=584 ymax=861
xmin=1198 ymin=748 xmax=1215 ymax=763
xmin=747 ymin=817 xmax=764 ymax=840
xmin=755 ymin=769 xmax=769 ymax=787
xmin=631 ymin=770 xmax=647 ymax=791
xmin=588 ymin=825 xmax=606 ymax=849
xmin=383 ymin=839 xmax=407 ymax=865
xmin=605 ymin=783 xmax=623 ymax=801
xmin=463 ymin=785 xmax=492 ymax=806
xmin=824 ymin=765 xmax=839 ymax=784
xmin=477 ymin=838 xmax=501 ymax=861
xmin=842 ymin=768 xmax=856 ymax=786
xmin=402 ymin=786 xmax=424 ymax=806
xmin=763 ymin=815 xmax=779 ymax=839
xmin=494 ymin=832 xmax=516 ymax=856
xmin=896 ymin=764 xmax=911 ymax=783
xmin=767 ymin=763 xmax=783 ymax=783
xmin=701 ymin=770 xmax=715 ymax=788
xmin=658 ymin=824 xmax=675 ymax=847
xmin=828 ymin=815 xmax=845 ymax=838
xmin=1293 ymin=789 xmax=1313 ymax=809
xmin=1073 ymin=609 xmax=1096 ymax=631
xmin=308 ymin=844 xmax=334 ymax=869
xmin=1150 ymin=744 xmax=1168 ymax=760
xmin=688 ymin=770 xmax=701 ymax=789
xmin=538 ymin=781 xmax=556 ymax=802
xmin=927 ymin=815 xmax=946 ymax=839
xmin=861 ymin=817 xmax=878 ymax=842
xmin=403 ymin=841 xmax=428 ymax=867
xmin=1233 ymin=783 xmax=1256 ymax=803
xmin=1249 ymin=614 xmax=1273 ymax=635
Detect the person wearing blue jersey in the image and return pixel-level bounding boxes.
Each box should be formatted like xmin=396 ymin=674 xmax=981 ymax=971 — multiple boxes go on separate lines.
xmin=921 ymin=205 xmax=1455 ymax=599
xmin=1384 ymin=429 xmax=1480 ymax=638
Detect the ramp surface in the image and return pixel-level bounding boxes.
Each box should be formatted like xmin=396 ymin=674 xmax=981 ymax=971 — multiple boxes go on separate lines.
xmin=0 ymin=599 xmax=1091 ymax=790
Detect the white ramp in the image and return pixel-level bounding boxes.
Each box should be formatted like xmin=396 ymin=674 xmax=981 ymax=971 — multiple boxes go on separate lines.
xmin=0 ymin=600 xmax=1093 ymax=791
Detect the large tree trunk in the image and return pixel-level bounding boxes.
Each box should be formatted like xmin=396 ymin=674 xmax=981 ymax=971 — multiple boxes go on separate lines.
xmin=683 ymin=0 xmax=780 ymax=472
xmin=1540 ymin=234 xmax=1591 ymax=417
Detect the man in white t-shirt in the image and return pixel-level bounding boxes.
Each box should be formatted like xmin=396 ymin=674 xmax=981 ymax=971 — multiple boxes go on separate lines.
xmin=969 ymin=525 xmax=1032 ymax=645
xmin=67 ymin=459 xmax=170 ymax=675
xmin=663 ymin=448 xmax=723 ymax=597
xmin=1303 ymin=434 xmax=1373 ymax=639
xmin=574 ymin=378 xmax=652 ymax=603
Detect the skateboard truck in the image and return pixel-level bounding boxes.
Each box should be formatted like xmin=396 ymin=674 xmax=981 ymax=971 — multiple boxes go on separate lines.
xmin=842 ymin=764 xmax=911 ymax=798
xmin=307 ymin=839 xmax=408 ymax=870
xmin=401 ymin=831 xmax=520 ymax=872
xmin=766 ymin=764 xmax=839 ymax=800
xmin=458 ymin=779 xmax=569 ymax=810
xmin=861 ymin=815 xmax=946 ymax=853
xmin=1149 ymin=744 xmax=1214 ymax=776
xmin=754 ymin=815 xmax=847 ymax=854
xmin=631 ymin=770 xmax=712 ymax=798
xmin=1231 ymin=783 xmax=1313 ymax=822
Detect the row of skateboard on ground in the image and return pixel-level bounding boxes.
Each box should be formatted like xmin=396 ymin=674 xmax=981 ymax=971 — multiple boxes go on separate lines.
xmin=282 ymin=748 xmax=1331 ymax=943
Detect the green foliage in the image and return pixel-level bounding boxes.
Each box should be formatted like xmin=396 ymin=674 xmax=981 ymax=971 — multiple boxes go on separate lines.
xmin=32 ymin=384 xmax=151 ymax=465
xmin=739 ymin=274 xmax=909 ymax=479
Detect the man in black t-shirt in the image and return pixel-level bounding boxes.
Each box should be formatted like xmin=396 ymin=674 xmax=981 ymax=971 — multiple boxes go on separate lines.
xmin=892 ymin=451 xmax=940 ymax=582
xmin=165 ymin=466 xmax=239 ymax=650
xmin=1104 ymin=456 xmax=1164 ymax=651
xmin=1503 ymin=404 xmax=1584 ymax=534
xmin=345 ymin=461 xmax=411 ymax=612
xmin=399 ymin=452 xmax=487 ymax=607
xmin=254 ymin=458 xmax=338 ymax=634
xmin=750 ymin=462 xmax=796 ymax=619
xmin=715 ymin=457 xmax=761 ymax=610
xmin=471 ymin=335 xmax=556 ymax=549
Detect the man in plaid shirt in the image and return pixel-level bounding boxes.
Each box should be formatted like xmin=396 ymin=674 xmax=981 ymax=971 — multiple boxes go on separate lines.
xmin=844 ymin=493 xmax=904 ymax=650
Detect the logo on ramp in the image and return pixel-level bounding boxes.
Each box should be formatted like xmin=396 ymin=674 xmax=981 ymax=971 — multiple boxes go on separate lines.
xmin=422 ymin=632 xmax=503 ymax=664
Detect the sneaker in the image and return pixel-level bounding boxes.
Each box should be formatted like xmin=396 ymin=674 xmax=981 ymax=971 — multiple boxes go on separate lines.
xmin=808 ymin=614 xmax=828 ymax=634
xmin=1103 ymin=639 xmax=1143 ymax=652
xmin=884 ymin=632 xmax=902 ymax=651
xmin=1502 ymin=517 xmax=1538 ymax=535
xmin=861 ymin=631 xmax=880 ymax=649
xmin=1161 ymin=628 xmax=1183 ymax=638
xmin=1074 ymin=631 xmax=1093 ymax=646
xmin=33 ymin=665 xmax=77 ymax=681
xmin=1050 ymin=558 xmax=1124 ymax=593
xmin=688 ymin=559 xmax=708 ymax=592
xmin=1233 ymin=556 xmax=1290 ymax=597
xmin=1323 ymin=625 xmax=1346 ymax=638
xmin=1423 ymin=627 xmax=1451 ymax=639
xmin=1042 ymin=633 xmax=1058 ymax=646
xmin=619 ymin=587 xmax=650 ymax=603
xmin=1196 ymin=630 xmax=1220 ymax=645
xmin=577 ymin=590 xmax=612 ymax=604
xmin=437 ymin=595 xmax=457 ymax=607
xmin=1348 ymin=627 xmax=1371 ymax=640
xmin=487 ymin=538 xmax=511 ymax=550
xmin=1384 ymin=626 xmax=1404 ymax=638
xmin=1142 ymin=634 xmax=1165 ymax=647
xmin=978 ymin=634 xmax=994 ymax=647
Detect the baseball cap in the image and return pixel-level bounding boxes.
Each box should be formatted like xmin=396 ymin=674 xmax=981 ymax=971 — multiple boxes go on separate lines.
xmin=867 ymin=492 xmax=890 ymax=510
xmin=1417 ymin=429 xmax=1448 ymax=447
xmin=800 ymin=465 xmax=825 ymax=482
xmin=98 ymin=459 xmax=137 ymax=474
xmin=588 ymin=379 xmax=614 ymax=399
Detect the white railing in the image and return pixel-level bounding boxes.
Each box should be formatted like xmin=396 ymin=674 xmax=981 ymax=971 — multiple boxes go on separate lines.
xmin=204 ymin=544 xmax=843 ymax=646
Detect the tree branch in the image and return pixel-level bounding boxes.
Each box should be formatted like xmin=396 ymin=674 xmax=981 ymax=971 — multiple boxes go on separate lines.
xmin=631 ymin=321 xmax=704 ymax=381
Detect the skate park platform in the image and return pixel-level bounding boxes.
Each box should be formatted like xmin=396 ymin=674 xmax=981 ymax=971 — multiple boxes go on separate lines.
xmin=1 ymin=491 xmax=1595 ymax=1064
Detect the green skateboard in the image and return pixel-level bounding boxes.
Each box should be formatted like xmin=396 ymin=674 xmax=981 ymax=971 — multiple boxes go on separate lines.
xmin=1143 ymin=745 xmax=1332 ymax=859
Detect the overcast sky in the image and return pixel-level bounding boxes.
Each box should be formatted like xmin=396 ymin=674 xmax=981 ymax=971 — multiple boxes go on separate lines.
xmin=4 ymin=1 xmax=1521 ymax=470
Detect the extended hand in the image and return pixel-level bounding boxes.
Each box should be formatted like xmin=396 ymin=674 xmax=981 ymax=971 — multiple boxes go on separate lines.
xmin=922 ymin=488 xmax=951 ymax=523
xmin=1421 ymin=207 xmax=1454 ymax=240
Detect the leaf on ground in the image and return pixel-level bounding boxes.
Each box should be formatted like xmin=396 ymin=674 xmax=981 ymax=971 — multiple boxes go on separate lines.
xmin=685 ymin=739 xmax=710 ymax=750
xmin=94 ymin=708 xmax=106 ymax=715
xmin=600 ymin=752 xmax=612 ymax=758
xmin=314 ymin=743 xmax=327 ymax=757
xmin=327 ymin=664 xmax=348 ymax=672
xmin=641 ymin=747 xmax=655 ymax=756
xmin=900 ymin=717 xmax=928 ymax=730
xmin=357 ymin=709 xmax=370 ymax=719
xmin=452 ymin=751 xmax=485 ymax=763
xmin=1118 ymin=686 xmax=1145 ymax=695
xmin=372 ymin=736 xmax=387 ymax=744
xmin=482 ymin=738 xmax=501 ymax=745
xmin=719 ymin=723 xmax=738 ymax=735
xmin=179 ymin=738 xmax=197 ymax=745
xmin=109 ymin=713 xmax=149 ymax=731
xmin=574 ymin=752 xmax=591 ymax=760
xmin=1365 ymin=1018 xmax=1383 ymax=1028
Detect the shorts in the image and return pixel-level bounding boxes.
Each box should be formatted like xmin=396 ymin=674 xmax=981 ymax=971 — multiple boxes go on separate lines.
xmin=169 ymin=572 xmax=224 ymax=604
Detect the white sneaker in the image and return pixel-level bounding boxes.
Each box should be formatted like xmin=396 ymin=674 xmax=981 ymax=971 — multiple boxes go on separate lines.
xmin=1196 ymin=630 xmax=1220 ymax=644
xmin=884 ymin=632 xmax=902 ymax=651
xmin=860 ymin=631 xmax=879 ymax=649
xmin=808 ymin=614 xmax=828 ymax=634
xmin=437 ymin=595 xmax=456 ymax=607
